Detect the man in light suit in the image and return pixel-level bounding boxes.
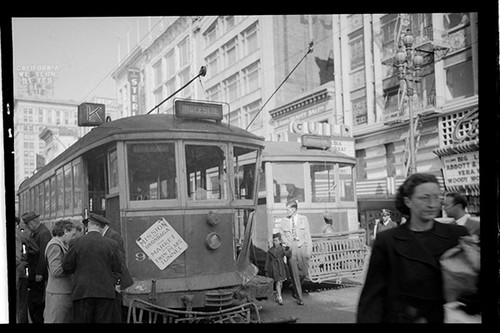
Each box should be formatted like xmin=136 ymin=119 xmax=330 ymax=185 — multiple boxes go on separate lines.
xmin=443 ymin=192 xmax=480 ymax=238
xmin=279 ymin=200 xmax=312 ymax=305
xmin=62 ymin=213 xmax=122 ymax=323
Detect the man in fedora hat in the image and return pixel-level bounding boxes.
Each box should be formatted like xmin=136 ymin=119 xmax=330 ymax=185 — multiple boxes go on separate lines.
xmin=62 ymin=213 xmax=122 ymax=323
xmin=22 ymin=211 xmax=51 ymax=323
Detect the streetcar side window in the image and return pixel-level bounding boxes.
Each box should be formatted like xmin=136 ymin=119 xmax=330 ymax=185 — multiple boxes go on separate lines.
xmin=128 ymin=143 xmax=178 ymax=201
xmin=310 ymin=162 xmax=336 ymax=203
xmin=185 ymin=144 xmax=227 ymax=201
xmin=272 ymin=163 xmax=305 ymax=203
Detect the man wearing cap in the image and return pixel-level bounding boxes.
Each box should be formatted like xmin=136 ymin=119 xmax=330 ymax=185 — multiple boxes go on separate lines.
xmin=22 ymin=211 xmax=51 ymax=323
xmin=373 ymin=209 xmax=398 ymax=240
xmin=62 ymin=213 xmax=122 ymax=323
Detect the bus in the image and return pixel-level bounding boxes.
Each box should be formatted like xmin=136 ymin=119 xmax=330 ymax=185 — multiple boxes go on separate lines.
xmin=17 ymin=100 xmax=274 ymax=323
xmin=250 ymin=135 xmax=368 ymax=284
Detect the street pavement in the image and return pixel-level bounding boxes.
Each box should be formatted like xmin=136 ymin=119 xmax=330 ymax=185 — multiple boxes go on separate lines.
xmin=255 ymin=280 xmax=363 ymax=323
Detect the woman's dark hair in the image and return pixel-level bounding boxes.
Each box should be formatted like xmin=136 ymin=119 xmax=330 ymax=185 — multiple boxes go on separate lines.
xmin=52 ymin=220 xmax=74 ymax=237
xmin=394 ymin=173 xmax=439 ymax=216
xmin=272 ymin=233 xmax=281 ymax=240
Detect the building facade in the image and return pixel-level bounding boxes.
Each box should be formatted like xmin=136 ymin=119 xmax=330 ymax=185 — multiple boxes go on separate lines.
xmin=111 ymin=14 xmax=479 ymax=234
xmin=331 ymin=13 xmax=479 ymax=233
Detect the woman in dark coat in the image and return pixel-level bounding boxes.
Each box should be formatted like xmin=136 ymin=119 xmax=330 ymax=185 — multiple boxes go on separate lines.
xmin=264 ymin=233 xmax=289 ymax=305
xmin=356 ymin=173 xmax=469 ymax=323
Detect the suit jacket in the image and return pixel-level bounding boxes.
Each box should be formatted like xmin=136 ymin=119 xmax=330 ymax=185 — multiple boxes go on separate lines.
xmin=463 ymin=216 xmax=480 ymax=237
xmin=280 ymin=213 xmax=312 ymax=256
xmin=357 ymin=221 xmax=469 ymax=323
xmin=103 ymin=227 xmax=134 ymax=289
xmin=62 ymin=231 xmax=122 ymax=301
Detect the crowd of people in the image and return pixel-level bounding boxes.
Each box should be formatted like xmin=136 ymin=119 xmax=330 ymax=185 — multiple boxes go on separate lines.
xmin=13 ymin=172 xmax=481 ymax=324
xmin=14 ymin=212 xmax=131 ymax=324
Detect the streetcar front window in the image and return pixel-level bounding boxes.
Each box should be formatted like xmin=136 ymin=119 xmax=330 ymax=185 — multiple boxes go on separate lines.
xmin=233 ymin=146 xmax=258 ymax=200
xmin=272 ymin=163 xmax=305 ymax=203
xmin=127 ymin=143 xmax=178 ymax=201
xmin=310 ymin=163 xmax=336 ymax=203
xmin=186 ymin=144 xmax=227 ymax=201
xmin=339 ymin=164 xmax=355 ymax=202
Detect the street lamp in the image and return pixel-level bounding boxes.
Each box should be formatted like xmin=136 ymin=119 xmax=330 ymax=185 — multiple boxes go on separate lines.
xmin=395 ymin=31 xmax=424 ymax=176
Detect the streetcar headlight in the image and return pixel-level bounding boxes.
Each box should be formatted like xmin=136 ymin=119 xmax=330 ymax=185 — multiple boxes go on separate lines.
xmin=205 ymin=232 xmax=221 ymax=250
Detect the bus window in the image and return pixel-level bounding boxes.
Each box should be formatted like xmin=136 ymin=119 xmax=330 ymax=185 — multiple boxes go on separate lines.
xmin=310 ymin=163 xmax=336 ymax=203
xmin=186 ymin=144 xmax=227 ymax=201
xmin=233 ymin=146 xmax=258 ymax=200
xmin=272 ymin=163 xmax=304 ymax=203
xmin=339 ymin=165 xmax=355 ymax=201
xmin=128 ymin=143 xmax=177 ymax=201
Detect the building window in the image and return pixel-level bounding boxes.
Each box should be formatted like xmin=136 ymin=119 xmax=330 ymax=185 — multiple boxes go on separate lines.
xmin=385 ymin=143 xmax=396 ymax=177
xmin=242 ymin=22 xmax=258 ymax=56
xmin=205 ymin=21 xmax=218 ymax=46
xmin=178 ymin=38 xmax=190 ymax=68
xmin=225 ymin=16 xmax=235 ymax=31
xmin=244 ymin=99 xmax=262 ymax=130
xmin=225 ymin=109 xmax=241 ymax=128
xmin=443 ymin=13 xmax=470 ymax=31
xmin=179 ymin=68 xmax=191 ymax=98
xmin=224 ymin=73 xmax=239 ymax=102
xmin=224 ymin=38 xmax=238 ymax=67
xmin=153 ymin=60 xmax=163 ymax=87
xmin=205 ymin=51 xmax=219 ymax=77
xmin=355 ymin=149 xmax=367 ymax=180
xmin=349 ymin=31 xmax=365 ymax=70
xmin=445 ymin=58 xmax=474 ymax=99
xmin=242 ymin=61 xmax=260 ymax=95
xmin=165 ymin=50 xmax=175 ymax=78
xmin=207 ymin=84 xmax=221 ymax=102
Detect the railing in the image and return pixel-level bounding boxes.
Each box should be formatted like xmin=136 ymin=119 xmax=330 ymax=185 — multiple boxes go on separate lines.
xmin=308 ymin=229 xmax=368 ymax=284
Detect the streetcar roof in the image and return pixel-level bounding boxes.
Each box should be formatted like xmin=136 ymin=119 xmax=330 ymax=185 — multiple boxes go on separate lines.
xmin=262 ymin=141 xmax=356 ymax=164
xmin=19 ymin=114 xmax=264 ymax=192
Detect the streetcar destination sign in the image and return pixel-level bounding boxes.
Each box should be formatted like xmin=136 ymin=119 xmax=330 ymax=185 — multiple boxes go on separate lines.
xmin=136 ymin=218 xmax=188 ymax=270
xmin=175 ymin=100 xmax=223 ymax=121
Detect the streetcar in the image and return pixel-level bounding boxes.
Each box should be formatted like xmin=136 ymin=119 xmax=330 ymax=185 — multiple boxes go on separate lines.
xmin=17 ymin=100 xmax=273 ymax=323
xmin=249 ymin=135 xmax=368 ymax=284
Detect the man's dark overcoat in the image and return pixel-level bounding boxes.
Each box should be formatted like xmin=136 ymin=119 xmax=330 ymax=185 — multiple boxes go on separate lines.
xmin=62 ymin=230 xmax=122 ymax=301
xmin=103 ymin=227 xmax=133 ymax=289
xmin=357 ymin=221 xmax=469 ymax=323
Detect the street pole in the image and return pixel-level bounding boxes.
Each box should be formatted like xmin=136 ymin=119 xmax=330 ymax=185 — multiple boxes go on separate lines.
xmin=407 ymin=81 xmax=417 ymax=175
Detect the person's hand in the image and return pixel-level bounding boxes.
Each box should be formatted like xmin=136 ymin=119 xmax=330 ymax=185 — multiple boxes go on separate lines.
xmin=35 ymin=274 xmax=43 ymax=282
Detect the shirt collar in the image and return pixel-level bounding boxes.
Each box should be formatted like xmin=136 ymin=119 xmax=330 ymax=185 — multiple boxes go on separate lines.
xmin=455 ymin=213 xmax=470 ymax=226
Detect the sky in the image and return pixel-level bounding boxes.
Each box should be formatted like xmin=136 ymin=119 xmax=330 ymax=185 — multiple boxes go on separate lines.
xmin=11 ymin=16 xmax=166 ymax=103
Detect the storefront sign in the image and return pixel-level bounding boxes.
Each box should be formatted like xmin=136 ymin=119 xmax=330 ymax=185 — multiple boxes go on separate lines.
xmin=128 ymin=69 xmax=140 ymax=115
xmin=441 ymin=151 xmax=479 ymax=188
xmin=136 ymin=218 xmax=188 ymax=270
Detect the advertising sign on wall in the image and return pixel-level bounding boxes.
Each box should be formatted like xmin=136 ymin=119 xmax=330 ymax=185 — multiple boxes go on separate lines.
xmin=441 ymin=151 xmax=479 ymax=188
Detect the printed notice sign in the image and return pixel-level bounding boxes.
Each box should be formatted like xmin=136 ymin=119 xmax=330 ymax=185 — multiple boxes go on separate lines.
xmin=442 ymin=151 xmax=479 ymax=188
xmin=136 ymin=218 xmax=188 ymax=270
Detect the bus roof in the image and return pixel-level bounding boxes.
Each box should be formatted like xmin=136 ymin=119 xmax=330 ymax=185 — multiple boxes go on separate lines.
xmin=262 ymin=141 xmax=356 ymax=164
xmin=19 ymin=114 xmax=264 ymax=192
